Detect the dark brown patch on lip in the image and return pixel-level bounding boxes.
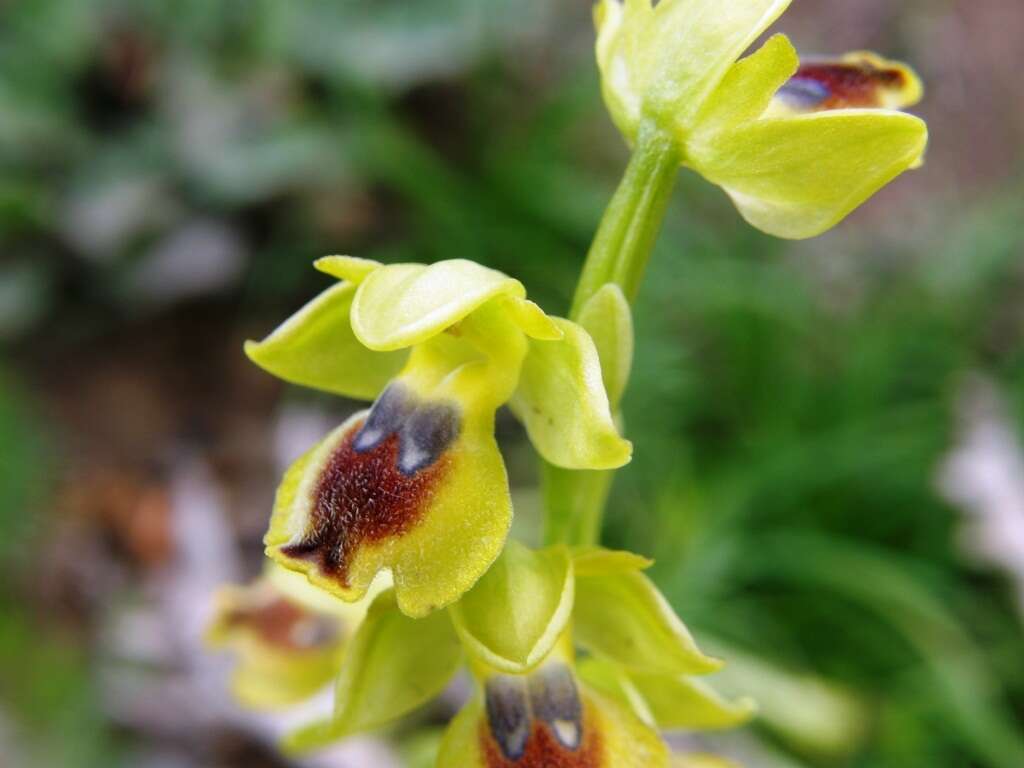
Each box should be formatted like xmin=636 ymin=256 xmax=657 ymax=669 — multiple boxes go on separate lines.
xmin=281 ymin=419 xmax=451 ymax=588
xmin=224 ymin=595 xmax=339 ymax=651
xmin=479 ymin=708 xmax=604 ymax=768
xmin=780 ymin=61 xmax=906 ymax=110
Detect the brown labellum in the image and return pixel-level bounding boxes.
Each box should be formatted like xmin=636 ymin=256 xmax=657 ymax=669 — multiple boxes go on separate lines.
xmin=282 ymin=383 xmax=459 ymax=587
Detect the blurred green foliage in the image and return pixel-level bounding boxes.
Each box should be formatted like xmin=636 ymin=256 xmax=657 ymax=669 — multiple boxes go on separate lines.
xmin=1 ymin=1 xmax=1022 ymax=767
xmin=0 ymin=605 xmax=120 ymax=768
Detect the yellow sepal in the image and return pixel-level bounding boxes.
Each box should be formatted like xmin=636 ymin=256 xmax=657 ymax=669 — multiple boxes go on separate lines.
xmin=451 ymin=542 xmax=575 ymax=674
xmin=244 ymin=281 xmax=405 ymax=401
xmin=351 ymin=260 xmax=526 ymax=351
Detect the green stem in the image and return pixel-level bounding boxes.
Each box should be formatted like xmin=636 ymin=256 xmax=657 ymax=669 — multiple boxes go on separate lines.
xmin=544 ymin=123 xmax=681 ymax=547
xmin=570 ymin=123 xmax=682 ymax=318
xmin=542 ymin=464 xmax=614 ymax=547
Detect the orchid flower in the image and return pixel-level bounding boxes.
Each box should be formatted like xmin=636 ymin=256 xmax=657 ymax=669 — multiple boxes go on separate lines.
xmin=277 ymin=544 xmax=752 ymax=767
xmin=246 ymin=257 xmax=630 ymax=618
xmin=206 ymin=563 xmax=380 ymax=710
xmin=594 ymin=0 xmax=928 ymax=238
xmin=215 ymin=5 xmax=934 ymax=765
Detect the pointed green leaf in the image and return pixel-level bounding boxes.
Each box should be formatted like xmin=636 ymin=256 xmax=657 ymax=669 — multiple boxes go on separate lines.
xmin=576 ymin=283 xmax=634 ymax=408
xmin=244 ymin=282 xmax=406 ymax=401
xmin=578 ymin=656 xmax=657 ymax=726
xmin=574 ymin=570 xmax=721 ymax=676
xmin=578 ymin=654 xmax=753 ymax=732
xmin=511 ymin=317 xmax=631 ymax=470
xmin=436 ymin=695 xmax=484 ymax=768
xmin=690 ymin=110 xmax=928 ymax=239
xmin=629 ymin=670 xmax=756 ymax=731
xmin=450 ymin=542 xmax=574 ymax=674
xmin=283 ymin=589 xmax=461 ymax=753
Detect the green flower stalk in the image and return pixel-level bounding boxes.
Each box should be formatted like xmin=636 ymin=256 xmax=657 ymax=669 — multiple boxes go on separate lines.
xmin=212 ymin=1 xmax=930 ymax=766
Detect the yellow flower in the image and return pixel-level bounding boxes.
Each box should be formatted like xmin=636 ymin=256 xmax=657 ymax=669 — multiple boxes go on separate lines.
xmin=206 ymin=564 xmax=375 ymax=710
xmin=594 ymin=0 xmax=928 ymax=239
xmin=266 ymin=544 xmax=751 ymax=763
xmin=438 ymin=545 xmax=753 ymax=767
xmin=438 ymin=631 xmax=668 ymax=768
xmin=246 ymin=257 xmax=630 ymax=617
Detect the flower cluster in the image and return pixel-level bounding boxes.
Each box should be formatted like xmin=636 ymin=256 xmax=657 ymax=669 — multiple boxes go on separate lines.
xmin=212 ymin=255 xmax=745 ymax=765
xmin=212 ymin=546 xmax=751 ymax=767
xmin=210 ymin=1 xmax=927 ymax=765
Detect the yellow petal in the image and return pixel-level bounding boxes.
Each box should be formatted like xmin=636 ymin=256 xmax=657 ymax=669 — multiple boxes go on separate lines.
xmin=576 ymin=284 xmax=634 ymax=409
xmin=265 ymin=383 xmax=511 ymax=618
xmin=507 ymin=296 xmax=564 ymax=341
xmin=595 ymin=0 xmax=793 ymax=139
xmin=451 ymin=543 xmax=575 ymax=674
xmin=579 ymin=658 xmax=755 ymax=733
xmin=437 ymin=666 xmax=669 ymax=768
xmin=690 ymin=110 xmax=928 ymax=239
xmin=627 ymin=671 xmax=756 ymax=731
xmin=206 ymin=578 xmax=346 ymax=711
xmin=266 ymin=560 xmax=388 ymax=623
xmin=693 ymin=34 xmax=799 ymax=132
xmin=314 ymin=254 xmax=382 ymax=283
xmin=576 ymin=656 xmax=656 ymax=726
xmin=511 ymin=318 xmax=632 ymax=470
xmin=351 ymin=260 xmax=525 ymax=351
xmin=572 ymin=547 xmax=652 ymax=578
xmin=244 ymin=281 xmax=406 ymax=401
xmin=284 ymin=589 xmax=461 ymax=752
xmin=574 ymin=570 xmax=722 ymax=676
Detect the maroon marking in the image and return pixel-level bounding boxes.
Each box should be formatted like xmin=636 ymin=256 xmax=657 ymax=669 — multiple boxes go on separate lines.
xmin=224 ymin=596 xmax=339 ymax=651
xmin=281 ymin=420 xmax=451 ymax=588
xmin=782 ymin=60 xmax=906 ymax=110
xmin=480 ymin=710 xmax=604 ymax=768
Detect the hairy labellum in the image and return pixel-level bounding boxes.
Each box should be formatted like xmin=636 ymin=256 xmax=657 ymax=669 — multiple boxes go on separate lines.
xmin=282 ymin=383 xmax=459 ymax=587
xmin=776 ymin=53 xmax=918 ymax=112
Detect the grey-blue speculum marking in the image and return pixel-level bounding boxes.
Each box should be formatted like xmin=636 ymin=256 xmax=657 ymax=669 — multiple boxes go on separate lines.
xmin=353 ymin=382 xmax=461 ymax=476
xmin=485 ymin=663 xmax=584 ymax=761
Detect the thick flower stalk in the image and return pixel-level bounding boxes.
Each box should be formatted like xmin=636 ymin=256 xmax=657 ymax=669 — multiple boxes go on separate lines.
xmin=594 ymin=0 xmax=927 ymax=239
xmin=246 ymin=257 xmax=629 ymax=617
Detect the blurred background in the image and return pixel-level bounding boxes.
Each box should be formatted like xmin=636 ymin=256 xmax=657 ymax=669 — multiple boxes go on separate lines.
xmin=1 ymin=1 xmax=1022 ymax=766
